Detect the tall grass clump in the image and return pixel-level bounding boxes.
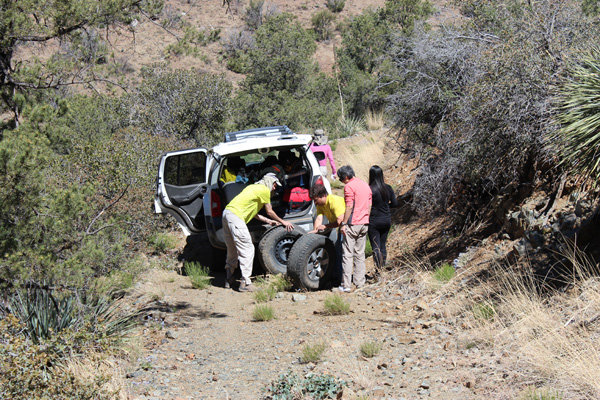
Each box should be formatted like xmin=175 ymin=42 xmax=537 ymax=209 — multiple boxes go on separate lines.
xmin=522 ymin=386 xmax=563 ymax=400
xmin=148 ymin=232 xmax=178 ymax=253
xmin=252 ymin=304 xmax=275 ymax=321
xmin=301 ymin=341 xmax=328 ymax=363
xmin=365 ymin=108 xmax=385 ymax=130
xmin=360 ymin=341 xmax=382 ymax=358
xmin=471 ymin=243 xmax=600 ymax=398
xmin=184 ymin=261 xmax=212 ymax=289
xmin=433 ymin=263 xmax=455 ymax=283
xmin=323 ymin=294 xmax=350 ymax=315
xmin=253 ymin=286 xmax=277 ymax=303
xmin=253 ymin=274 xmax=291 ymax=303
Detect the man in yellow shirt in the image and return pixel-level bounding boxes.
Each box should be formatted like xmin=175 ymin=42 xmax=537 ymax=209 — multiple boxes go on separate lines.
xmin=223 ymin=173 xmax=293 ymax=292
xmin=308 ymin=184 xmax=345 ymax=286
xmin=308 ymin=184 xmax=345 ymax=233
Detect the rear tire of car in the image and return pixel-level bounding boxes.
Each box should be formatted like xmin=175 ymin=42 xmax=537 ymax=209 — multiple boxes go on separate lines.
xmin=258 ymin=225 xmax=306 ymax=275
xmin=287 ymin=233 xmax=336 ymax=291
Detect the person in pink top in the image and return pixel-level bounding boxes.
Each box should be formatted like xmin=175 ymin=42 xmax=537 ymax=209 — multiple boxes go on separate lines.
xmin=309 ymin=129 xmax=337 ymax=181
xmin=334 ymin=165 xmax=372 ymax=292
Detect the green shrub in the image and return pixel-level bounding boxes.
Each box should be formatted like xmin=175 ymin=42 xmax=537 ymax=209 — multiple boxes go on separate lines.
xmin=323 ymin=294 xmax=350 ymax=315
xmin=252 ymin=304 xmax=275 ymax=321
xmin=149 ymin=232 xmax=178 ymax=253
xmin=267 ymin=274 xmax=292 ymax=292
xmin=253 ymin=286 xmax=277 ymax=303
xmin=184 ymin=262 xmax=212 ymax=289
xmin=433 ymin=263 xmax=455 ymax=283
xmin=301 ymin=341 xmax=328 ymax=363
xmin=0 ymin=315 xmax=114 ymax=399
xmin=522 ymin=386 xmax=563 ymax=400
xmin=0 ymin=296 xmax=139 ymax=400
xmin=244 ymin=0 xmax=277 ymax=31
xmin=359 ymin=341 xmax=382 ymax=358
xmin=472 ymin=302 xmax=496 ymax=321
xmin=312 ymin=10 xmax=335 ymax=42
xmin=131 ymin=64 xmax=232 ymax=145
xmin=265 ymin=371 xmax=345 ymax=400
xmin=326 ymin=0 xmax=345 ymax=13
xmin=253 ymin=274 xmax=290 ymax=303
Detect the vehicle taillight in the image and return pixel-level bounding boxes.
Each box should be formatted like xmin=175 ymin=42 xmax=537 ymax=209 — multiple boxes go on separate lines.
xmin=211 ymin=191 xmax=222 ymax=217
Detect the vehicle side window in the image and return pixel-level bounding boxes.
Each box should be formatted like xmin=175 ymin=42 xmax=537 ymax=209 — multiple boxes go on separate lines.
xmin=164 ymin=153 xmax=207 ymax=186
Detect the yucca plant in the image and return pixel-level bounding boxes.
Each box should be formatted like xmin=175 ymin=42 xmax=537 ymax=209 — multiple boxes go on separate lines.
xmin=550 ymin=48 xmax=600 ymax=183
xmin=2 ymin=288 xmax=140 ymax=345
xmin=4 ymin=288 xmax=79 ymax=343
xmin=335 ymin=115 xmax=366 ymax=138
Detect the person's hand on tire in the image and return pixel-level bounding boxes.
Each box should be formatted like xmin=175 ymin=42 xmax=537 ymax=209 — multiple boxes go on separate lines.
xmin=281 ymin=220 xmax=294 ymax=232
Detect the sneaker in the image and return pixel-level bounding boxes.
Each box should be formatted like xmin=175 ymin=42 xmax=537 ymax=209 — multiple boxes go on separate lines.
xmin=331 ymin=286 xmax=351 ymax=293
xmin=238 ymin=281 xmax=259 ymax=292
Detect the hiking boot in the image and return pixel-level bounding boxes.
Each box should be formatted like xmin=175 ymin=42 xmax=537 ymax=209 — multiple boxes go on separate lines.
xmin=224 ymin=276 xmax=236 ymax=289
xmin=238 ymin=281 xmax=259 ymax=292
xmin=331 ymin=286 xmax=351 ymax=293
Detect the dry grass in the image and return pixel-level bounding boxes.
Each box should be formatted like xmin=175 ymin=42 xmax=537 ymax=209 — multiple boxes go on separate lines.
xmin=469 ymin=246 xmax=600 ymax=398
xmin=63 ymin=357 xmax=128 ymax=399
xmin=365 ymin=108 xmax=386 ymax=130
xmin=389 ymin=239 xmax=600 ymax=398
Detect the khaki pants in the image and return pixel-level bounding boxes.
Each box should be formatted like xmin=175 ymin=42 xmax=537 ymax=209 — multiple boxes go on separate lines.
xmin=222 ymin=209 xmax=254 ymax=285
xmin=341 ymin=224 xmax=368 ymax=289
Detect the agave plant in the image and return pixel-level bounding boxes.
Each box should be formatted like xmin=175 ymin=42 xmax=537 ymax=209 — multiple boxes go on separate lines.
xmin=4 ymin=288 xmax=79 ymax=343
xmin=550 ymin=48 xmax=600 ymax=183
xmin=2 ymin=287 xmax=140 ymax=345
xmin=335 ymin=115 xmax=366 ymax=138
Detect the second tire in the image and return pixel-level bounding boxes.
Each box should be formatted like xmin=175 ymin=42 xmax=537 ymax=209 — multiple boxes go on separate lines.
xmin=287 ymin=233 xmax=336 ymax=290
xmin=258 ymin=225 xmax=305 ymax=275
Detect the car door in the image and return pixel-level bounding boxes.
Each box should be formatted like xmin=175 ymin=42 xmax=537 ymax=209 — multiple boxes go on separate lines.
xmin=154 ymin=148 xmax=209 ymax=235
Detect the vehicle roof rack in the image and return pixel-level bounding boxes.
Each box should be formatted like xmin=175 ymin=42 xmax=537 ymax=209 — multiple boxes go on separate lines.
xmin=224 ymin=126 xmax=295 ymax=142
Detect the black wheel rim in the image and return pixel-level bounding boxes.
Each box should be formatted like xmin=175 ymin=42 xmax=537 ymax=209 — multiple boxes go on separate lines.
xmin=274 ymin=237 xmax=295 ymax=264
xmin=306 ymin=247 xmax=330 ymax=282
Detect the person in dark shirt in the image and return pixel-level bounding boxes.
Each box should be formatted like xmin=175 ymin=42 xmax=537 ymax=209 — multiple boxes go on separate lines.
xmin=368 ymin=165 xmax=398 ymax=271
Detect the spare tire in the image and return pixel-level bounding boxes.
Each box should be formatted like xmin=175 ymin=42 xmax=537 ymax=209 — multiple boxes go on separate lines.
xmin=287 ymin=233 xmax=336 ymax=290
xmin=258 ymin=225 xmax=306 ymax=275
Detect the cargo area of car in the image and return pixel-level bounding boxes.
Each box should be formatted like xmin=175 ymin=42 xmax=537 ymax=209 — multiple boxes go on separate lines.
xmin=216 ymin=146 xmax=316 ymax=223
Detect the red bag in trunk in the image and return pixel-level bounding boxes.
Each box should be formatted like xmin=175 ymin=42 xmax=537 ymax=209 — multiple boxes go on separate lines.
xmin=283 ymin=187 xmax=310 ymax=209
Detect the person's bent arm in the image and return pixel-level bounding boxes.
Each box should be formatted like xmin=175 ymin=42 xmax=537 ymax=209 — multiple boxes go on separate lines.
xmin=254 ymin=212 xmax=277 ymax=226
xmin=309 ymin=214 xmax=324 ymax=233
xmin=264 ymin=203 xmax=294 ymax=231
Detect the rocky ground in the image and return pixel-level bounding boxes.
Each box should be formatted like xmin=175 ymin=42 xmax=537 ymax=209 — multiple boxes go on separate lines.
xmin=124 ymin=262 xmax=516 ymax=400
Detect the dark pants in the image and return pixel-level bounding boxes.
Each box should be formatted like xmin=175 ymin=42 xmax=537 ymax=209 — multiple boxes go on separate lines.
xmin=368 ymin=221 xmax=391 ymax=269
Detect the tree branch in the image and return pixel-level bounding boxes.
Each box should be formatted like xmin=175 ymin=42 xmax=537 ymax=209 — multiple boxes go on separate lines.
xmin=86 ymin=183 xmax=131 ymax=235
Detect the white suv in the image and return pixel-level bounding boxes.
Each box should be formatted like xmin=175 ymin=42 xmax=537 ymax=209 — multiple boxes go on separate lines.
xmin=154 ymin=126 xmax=334 ymax=286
